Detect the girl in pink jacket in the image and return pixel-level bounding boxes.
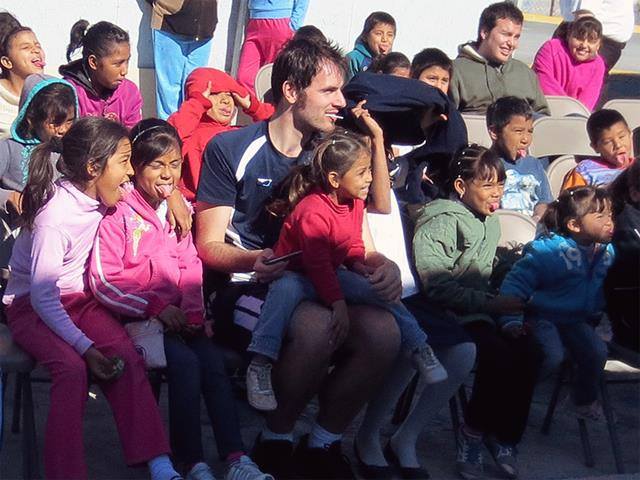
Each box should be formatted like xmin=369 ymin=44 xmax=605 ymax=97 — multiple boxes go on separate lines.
xmin=59 ymin=21 xmax=142 ymax=129
xmin=533 ymin=16 xmax=605 ymax=111
xmin=89 ymin=119 xmax=272 ymax=480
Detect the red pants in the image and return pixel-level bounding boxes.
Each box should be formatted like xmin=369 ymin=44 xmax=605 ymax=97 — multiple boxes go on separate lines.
xmin=236 ymin=17 xmax=293 ymax=94
xmin=7 ymin=293 xmax=170 ymax=479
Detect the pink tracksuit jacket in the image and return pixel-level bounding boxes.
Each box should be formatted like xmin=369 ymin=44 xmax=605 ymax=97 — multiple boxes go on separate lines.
xmin=89 ymin=187 xmax=204 ymax=325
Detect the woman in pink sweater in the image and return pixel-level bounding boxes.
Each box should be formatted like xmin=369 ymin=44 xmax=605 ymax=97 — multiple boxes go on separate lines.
xmin=533 ymin=16 xmax=606 ymax=111
xmin=2 ymin=117 xmax=179 ymax=480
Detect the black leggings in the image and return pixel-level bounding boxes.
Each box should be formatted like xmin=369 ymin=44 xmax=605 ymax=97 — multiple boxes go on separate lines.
xmin=463 ymin=321 xmax=542 ymax=445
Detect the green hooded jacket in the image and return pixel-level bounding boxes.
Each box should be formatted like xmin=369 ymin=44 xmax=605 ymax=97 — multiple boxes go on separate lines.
xmin=413 ymin=198 xmax=501 ymax=326
xmin=449 ymin=42 xmax=550 ymax=116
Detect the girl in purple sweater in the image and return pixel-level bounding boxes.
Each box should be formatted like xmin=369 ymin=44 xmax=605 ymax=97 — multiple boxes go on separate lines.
xmin=2 ymin=117 xmax=179 ymax=480
xmin=533 ymin=16 xmax=605 ymax=111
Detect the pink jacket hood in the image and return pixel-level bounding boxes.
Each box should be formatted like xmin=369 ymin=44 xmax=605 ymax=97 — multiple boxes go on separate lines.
xmin=89 ymin=187 xmax=204 ymax=324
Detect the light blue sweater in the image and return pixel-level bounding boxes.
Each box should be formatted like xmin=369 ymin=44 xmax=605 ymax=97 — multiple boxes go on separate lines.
xmin=499 ymin=233 xmax=615 ymax=328
xmin=249 ymin=0 xmax=310 ymax=30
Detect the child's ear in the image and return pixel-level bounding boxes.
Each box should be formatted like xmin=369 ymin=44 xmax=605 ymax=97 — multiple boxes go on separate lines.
xmin=86 ymin=160 xmax=100 ymax=178
xmin=281 ymin=81 xmax=299 ymax=105
xmin=488 ymin=125 xmax=499 ymax=141
xmin=453 ymin=177 xmax=466 ymax=198
xmin=0 ymin=56 xmax=12 ymax=71
xmin=87 ymin=54 xmax=99 ymax=72
xmin=566 ymin=218 xmax=581 ymax=234
xmin=327 ymin=171 xmax=341 ymax=189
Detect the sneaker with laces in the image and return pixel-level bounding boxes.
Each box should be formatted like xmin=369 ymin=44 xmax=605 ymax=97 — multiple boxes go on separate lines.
xmin=251 ymin=434 xmax=294 ymax=479
xmin=412 ymin=344 xmax=448 ymax=384
xmin=225 ymin=456 xmax=274 ymax=480
xmin=484 ymin=437 xmax=518 ymax=479
xmin=293 ymin=435 xmax=355 ymax=479
xmin=186 ymin=462 xmax=216 ymax=480
xmin=456 ymin=426 xmax=484 ymax=480
xmin=246 ymin=361 xmax=278 ymax=411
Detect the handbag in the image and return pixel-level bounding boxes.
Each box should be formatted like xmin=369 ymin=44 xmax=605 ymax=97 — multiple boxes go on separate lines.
xmin=124 ymin=318 xmax=167 ymax=369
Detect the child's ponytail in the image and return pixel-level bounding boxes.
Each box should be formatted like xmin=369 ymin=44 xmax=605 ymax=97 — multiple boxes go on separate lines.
xmin=66 ymin=19 xmax=90 ymax=62
xmin=541 ymin=199 xmax=561 ymax=234
xmin=21 ymin=137 xmax=62 ymax=228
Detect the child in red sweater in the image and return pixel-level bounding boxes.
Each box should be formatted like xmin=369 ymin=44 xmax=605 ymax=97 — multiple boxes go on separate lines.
xmin=245 ymin=129 xmax=447 ymax=411
xmin=167 ymin=67 xmax=274 ymax=201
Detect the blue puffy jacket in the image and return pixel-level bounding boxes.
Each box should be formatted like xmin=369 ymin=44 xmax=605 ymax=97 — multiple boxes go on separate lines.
xmin=499 ymin=233 xmax=615 ymax=328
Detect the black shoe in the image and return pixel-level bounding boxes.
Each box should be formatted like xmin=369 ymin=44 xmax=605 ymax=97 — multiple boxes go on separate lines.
xmin=252 ymin=433 xmax=294 ymax=479
xmin=353 ymin=440 xmax=393 ymax=479
xmin=383 ymin=442 xmax=430 ymax=479
xmin=293 ymin=435 xmax=355 ymax=479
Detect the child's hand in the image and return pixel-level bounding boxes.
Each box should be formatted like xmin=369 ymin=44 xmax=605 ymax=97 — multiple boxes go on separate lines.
xmin=485 ymin=295 xmax=525 ymax=315
xmin=503 ymin=323 xmax=528 ymax=339
xmin=202 ymin=81 xmax=213 ymax=102
xmin=84 ymin=346 xmax=117 ymax=381
xmin=166 ymin=189 xmax=192 ymax=239
xmin=254 ymin=248 xmax=288 ymax=283
xmin=6 ymin=191 xmax=22 ymax=216
xmin=158 ymin=305 xmax=187 ymax=332
xmin=351 ymin=100 xmax=383 ymax=142
xmin=329 ymin=300 xmax=350 ymax=350
xmin=231 ymin=91 xmax=252 ymax=111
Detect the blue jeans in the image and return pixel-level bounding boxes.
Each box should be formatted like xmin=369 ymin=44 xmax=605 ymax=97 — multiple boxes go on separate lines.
xmin=163 ymin=334 xmax=244 ymax=463
xmin=533 ymin=319 xmax=608 ymax=406
xmin=248 ymin=270 xmax=428 ymax=360
xmin=152 ymin=29 xmax=212 ymax=119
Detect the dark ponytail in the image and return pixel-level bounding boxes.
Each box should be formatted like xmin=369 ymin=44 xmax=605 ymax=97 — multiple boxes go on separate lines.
xmin=66 ymin=20 xmax=129 ymax=63
xmin=22 ymin=117 xmax=128 ymax=228
xmin=267 ymin=129 xmax=370 ymax=217
xmin=66 ymin=19 xmax=89 ymax=62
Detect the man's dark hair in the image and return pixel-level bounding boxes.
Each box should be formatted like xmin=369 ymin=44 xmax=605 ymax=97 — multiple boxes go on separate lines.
xmin=486 ymin=96 xmax=533 ymax=132
xmin=477 ymin=1 xmax=524 ymax=44
xmin=410 ymin=48 xmax=452 ymax=79
xmin=271 ymin=38 xmax=346 ymax=105
xmin=587 ymin=109 xmax=629 ymax=144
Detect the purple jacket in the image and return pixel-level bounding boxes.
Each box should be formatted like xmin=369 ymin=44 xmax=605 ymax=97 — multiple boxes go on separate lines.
xmin=532 ymin=38 xmax=605 ymax=111
xmin=60 ymin=60 xmax=142 ymax=129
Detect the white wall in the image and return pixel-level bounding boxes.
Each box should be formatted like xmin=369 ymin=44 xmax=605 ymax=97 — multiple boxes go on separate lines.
xmin=1 ymin=0 xmax=491 ymax=115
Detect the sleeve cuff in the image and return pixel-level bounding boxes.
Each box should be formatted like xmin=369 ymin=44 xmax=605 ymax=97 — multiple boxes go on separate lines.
xmin=145 ymin=295 xmax=171 ymax=317
xmin=195 ymin=95 xmax=213 ymax=109
xmin=74 ymin=336 xmax=94 ymax=356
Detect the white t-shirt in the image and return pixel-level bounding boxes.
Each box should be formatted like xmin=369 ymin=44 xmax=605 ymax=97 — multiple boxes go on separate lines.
xmin=560 ymin=0 xmax=635 ymax=43
xmin=0 ymin=82 xmax=19 ymax=140
xmin=367 ymin=190 xmax=419 ymax=299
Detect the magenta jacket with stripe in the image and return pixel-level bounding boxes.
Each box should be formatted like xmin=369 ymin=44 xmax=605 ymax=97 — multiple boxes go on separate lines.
xmin=89 ymin=187 xmax=204 ymax=325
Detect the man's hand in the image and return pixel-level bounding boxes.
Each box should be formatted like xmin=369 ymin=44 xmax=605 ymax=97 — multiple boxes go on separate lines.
xmin=485 ymin=295 xmax=525 ymax=315
xmin=7 ymin=191 xmax=22 ymax=215
xmin=166 ymin=190 xmax=192 ymax=238
xmin=363 ymin=255 xmax=402 ymax=302
xmin=253 ymin=248 xmax=288 ymax=283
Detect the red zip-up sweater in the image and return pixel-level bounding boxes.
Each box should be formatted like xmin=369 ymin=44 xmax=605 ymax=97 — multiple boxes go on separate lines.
xmin=274 ymin=189 xmax=366 ymax=305
xmin=168 ymin=67 xmax=274 ymax=201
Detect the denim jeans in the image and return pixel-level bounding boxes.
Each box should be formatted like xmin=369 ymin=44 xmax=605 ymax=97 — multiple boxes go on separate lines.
xmin=248 ymin=270 xmax=428 ymax=360
xmin=164 ymin=334 xmax=244 ymax=463
xmin=152 ymin=29 xmax=212 ymax=119
xmin=533 ymin=319 xmax=608 ymax=406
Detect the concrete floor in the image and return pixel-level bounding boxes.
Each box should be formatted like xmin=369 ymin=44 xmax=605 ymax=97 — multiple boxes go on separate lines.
xmin=0 ymin=365 xmax=638 ymax=480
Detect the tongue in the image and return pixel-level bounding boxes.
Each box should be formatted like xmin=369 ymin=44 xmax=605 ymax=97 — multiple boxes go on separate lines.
xmin=616 ymin=153 xmax=629 ymax=166
xmin=156 ymin=184 xmax=173 ymax=199
xmin=516 ymin=149 xmax=527 ymax=159
xmin=489 ymin=202 xmax=500 ymax=213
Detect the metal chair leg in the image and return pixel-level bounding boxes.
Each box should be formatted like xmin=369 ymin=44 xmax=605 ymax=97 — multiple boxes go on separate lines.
xmin=600 ymin=378 xmax=625 ymax=474
xmin=577 ymin=418 xmax=595 ymax=468
xmin=391 ymin=373 xmax=419 ymax=425
xmin=12 ymin=373 xmax=22 ymax=434
xmin=21 ymin=372 xmax=39 ymax=479
xmin=542 ymin=365 xmax=568 ymax=435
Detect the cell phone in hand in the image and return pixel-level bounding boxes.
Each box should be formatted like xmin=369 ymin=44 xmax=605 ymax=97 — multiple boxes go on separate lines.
xmin=263 ymin=250 xmax=302 ymax=266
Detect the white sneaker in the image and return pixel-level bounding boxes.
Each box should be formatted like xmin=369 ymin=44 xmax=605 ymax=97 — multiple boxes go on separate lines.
xmin=412 ymin=344 xmax=448 ymax=384
xmin=246 ymin=362 xmax=278 ymax=411
xmin=225 ymin=455 xmax=274 ymax=480
xmin=186 ymin=462 xmax=216 ymax=480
